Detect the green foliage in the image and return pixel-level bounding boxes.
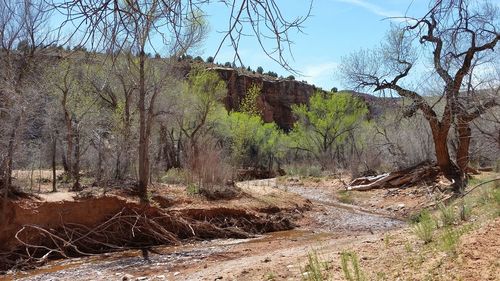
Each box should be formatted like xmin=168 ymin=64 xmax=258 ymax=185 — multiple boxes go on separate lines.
xmin=412 ymin=210 xmax=436 ymax=243
xmin=438 ymin=203 xmax=457 ymax=227
xmin=265 ymin=71 xmax=278 ymax=77
xmin=179 ymin=68 xmax=226 ymax=140
xmin=239 ymin=83 xmax=262 ymax=116
xmin=340 ymin=251 xmax=366 ymax=281
xmin=186 ymin=183 xmax=199 ymax=195
xmin=284 ymin=164 xmax=322 ymax=178
xmin=206 ymin=56 xmax=214 ymax=63
xmin=266 ymin=272 xmax=276 ymax=280
xmin=439 ymin=228 xmax=461 ymax=255
xmin=337 ymin=190 xmax=354 ymax=204
xmin=256 ymin=66 xmax=264 ymax=74
xmin=287 ymin=75 xmax=295 ymax=80
xmin=459 ymin=201 xmax=472 ymax=221
xmin=302 ymin=250 xmax=330 ymax=281
xmin=290 ymin=91 xmax=368 ymax=168
xmin=160 ymin=168 xmax=188 ymax=185
xmin=213 ymin=110 xmax=287 ymax=169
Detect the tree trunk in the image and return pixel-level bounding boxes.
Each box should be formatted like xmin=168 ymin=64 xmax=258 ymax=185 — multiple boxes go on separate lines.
xmin=137 ymin=51 xmax=149 ymax=203
xmin=115 ymin=150 xmax=122 ymax=180
xmin=456 ymin=118 xmax=471 ymax=172
xmin=120 ymin=97 xmax=132 ymax=179
xmin=72 ymin=126 xmax=81 ymax=191
xmin=431 ymin=126 xmax=464 ymax=193
xmin=96 ymin=141 xmax=103 ymax=184
xmin=0 ymin=116 xmax=21 ymax=196
xmin=63 ymin=111 xmax=73 ymax=178
xmin=52 ymin=132 xmax=57 ymax=192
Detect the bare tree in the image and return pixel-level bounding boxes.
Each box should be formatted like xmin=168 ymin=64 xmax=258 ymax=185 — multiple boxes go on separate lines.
xmin=51 ymin=0 xmax=311 ymax=71
xmin=49 ymin=0 xmax=311 ymax=202
xmin=341 ymin=0 xmax=499 ymax=192
xmin=0 ymin=0 xmax=54 ymax=197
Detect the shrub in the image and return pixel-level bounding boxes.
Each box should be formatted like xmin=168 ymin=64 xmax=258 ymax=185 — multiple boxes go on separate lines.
xmin=338 ymin=190 xmax=354 ymax=204
xmin=302 ymin=250 xmax=329 ymax=281
xmin=284 ymin=164 xmax=322 ymax=178
xmin=440 ymin=228 xmax=461 ymax=255
xmin=200 ymin=184 xmax=241 ymax=200
xmin=160 ymin=168 xmax=188 ymax=185
xmin=438 ymin=203 xmax=457 ymax=227
xmin=459 ymin=201 xmax=472 ymax=221
xmin=340 ymin=251 xmax=366 ymax=281
xmin=186 ymin=183 xmax=199 ymax=195
xmin=412 ymin=210 xmax=436 ymax=243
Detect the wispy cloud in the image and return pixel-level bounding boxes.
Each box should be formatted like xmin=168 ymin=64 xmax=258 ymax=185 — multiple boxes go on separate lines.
xmin=298 ymin=62 xmax=338 ymax=88
xmin=335 ymin=0 xmax=404 ymax=20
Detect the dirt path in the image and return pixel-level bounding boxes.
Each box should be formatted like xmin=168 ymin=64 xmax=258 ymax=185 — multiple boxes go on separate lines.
xmin=6 ymin=178 xmax=406 ymax=281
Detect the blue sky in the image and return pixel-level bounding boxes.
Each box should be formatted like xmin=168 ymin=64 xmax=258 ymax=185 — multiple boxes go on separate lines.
xmin=51 ymin=0 xmax=430 ymax=90
xmin=199 ymin=0 xmax=428 ymax=90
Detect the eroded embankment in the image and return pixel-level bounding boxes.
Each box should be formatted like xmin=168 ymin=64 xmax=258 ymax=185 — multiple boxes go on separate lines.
xmin=0 ymin=196 xmax=295 ymax=272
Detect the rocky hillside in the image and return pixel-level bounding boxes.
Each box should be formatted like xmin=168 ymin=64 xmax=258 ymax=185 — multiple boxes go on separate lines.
xmin=211 ymin=67 xmax=318 ymax=130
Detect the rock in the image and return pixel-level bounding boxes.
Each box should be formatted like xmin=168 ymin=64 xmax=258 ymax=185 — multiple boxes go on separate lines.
xmin=263 ymin=257 xmax=272 ymax=263
xmin=214 ymin=67 xmax=315 ymax=130
xmin=122 ymin=274 xmax=134 ymax=281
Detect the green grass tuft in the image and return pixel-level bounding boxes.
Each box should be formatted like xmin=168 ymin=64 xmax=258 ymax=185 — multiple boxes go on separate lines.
xmin=302 ymin=250 xmax=330 ymax=281
xmin=412 ymin=210 xmax=436 ymax=243
xmin=340 ymin=251 xmax=366 ymax=281
xmin=438 ymin=203 xmax=456 ymax=227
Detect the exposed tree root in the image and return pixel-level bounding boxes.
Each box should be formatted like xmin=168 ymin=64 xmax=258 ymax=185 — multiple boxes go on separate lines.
xmin=0 ymin=197 xmax=294 ymax=272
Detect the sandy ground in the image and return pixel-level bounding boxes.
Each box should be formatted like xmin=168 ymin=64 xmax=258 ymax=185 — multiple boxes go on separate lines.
xmin=3 ymin=174 xmax=499 ymax=281
xmin=4 ymin=178 xmax=405 ymax=281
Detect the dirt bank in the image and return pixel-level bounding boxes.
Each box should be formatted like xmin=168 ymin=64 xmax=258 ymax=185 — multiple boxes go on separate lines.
xmin=0 ymin=185 xmax=307 ymax=273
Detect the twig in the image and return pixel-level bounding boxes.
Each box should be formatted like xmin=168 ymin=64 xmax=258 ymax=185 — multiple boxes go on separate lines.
xmin=462 ymin=178 xmax=500 ymax=197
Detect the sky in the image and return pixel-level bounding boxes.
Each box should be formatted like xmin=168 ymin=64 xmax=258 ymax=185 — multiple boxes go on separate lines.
xmin=198 ymin=0 xmax=429 ymax=90
xmin=49 ymin=0 xmax=431 ymax=90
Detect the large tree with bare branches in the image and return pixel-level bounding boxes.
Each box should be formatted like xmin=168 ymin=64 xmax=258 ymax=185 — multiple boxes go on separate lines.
xmin=0 ymin=0 xmax=54 ymax=198
xmin=341 ymin=0 xmax=499 ymax=192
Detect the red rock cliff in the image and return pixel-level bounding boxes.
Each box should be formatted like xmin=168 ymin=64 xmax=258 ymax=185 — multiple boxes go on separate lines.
xmin=211 ymin=67 xmax=319 ymax=130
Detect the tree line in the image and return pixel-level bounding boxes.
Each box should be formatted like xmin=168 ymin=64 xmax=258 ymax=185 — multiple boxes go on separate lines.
xmin=0 ymin=0 xmax=498 ymax=202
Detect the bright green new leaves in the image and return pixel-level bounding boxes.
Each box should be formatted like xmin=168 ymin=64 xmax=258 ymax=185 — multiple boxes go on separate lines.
xmin=178 ymin=68 xmax=226 ymax=144
xmin=239 ymin=83 xmax=262 ymax=116
xmin=290 ymin=91 xmax=368 ymax=168
xmin=213 ymin=111 xmax=287 ymax=169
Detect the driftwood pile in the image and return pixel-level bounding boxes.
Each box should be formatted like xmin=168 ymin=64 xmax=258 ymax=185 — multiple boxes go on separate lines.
xmin=0 ymin=200 xmax=293 ymax=272
xmin=348 ymin=162 xmax=441 ymax=191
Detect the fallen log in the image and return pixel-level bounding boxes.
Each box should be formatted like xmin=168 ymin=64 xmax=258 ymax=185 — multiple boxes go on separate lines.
xmin=348 ymin=162 xmax=441 ymax=191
